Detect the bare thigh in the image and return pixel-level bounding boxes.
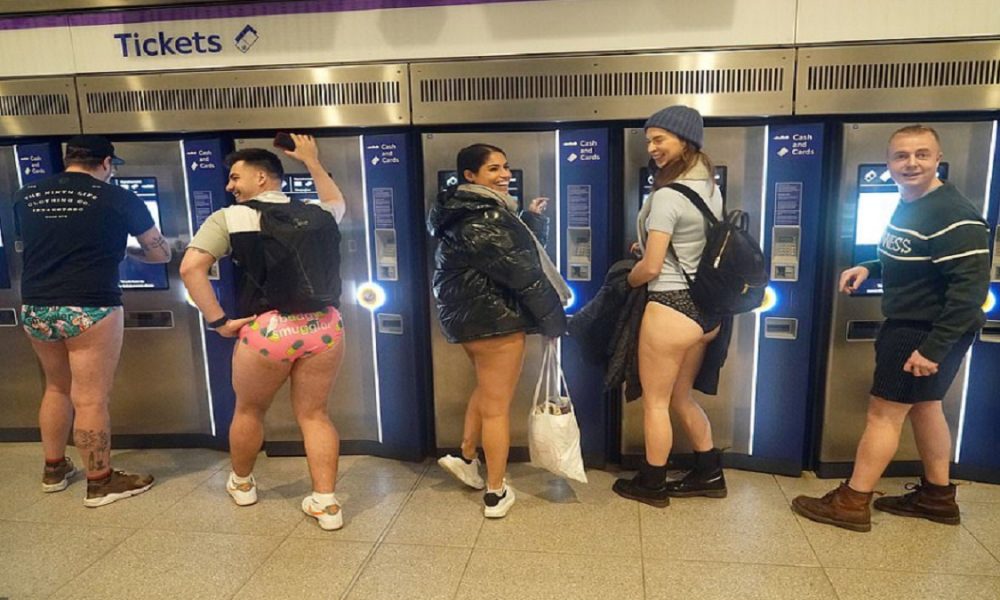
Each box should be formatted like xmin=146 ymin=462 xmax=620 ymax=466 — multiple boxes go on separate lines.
xmin=63 ymin=308 xmax=124 ymax=402
xmin=290 ymin=341 xmax=346 ymax=418
xmin=638 ymin=303 xmax=704 ymax=401
xmin=232 ymin=340 xmax=292 ymax=413
xmin=463 ymin=332 xmax=526 ymax=403
xmin=29 ymin=338 xmax=72 ymax=395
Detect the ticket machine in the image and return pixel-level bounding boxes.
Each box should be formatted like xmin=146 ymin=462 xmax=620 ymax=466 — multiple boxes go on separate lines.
xmin=422 ymin=129 xmax=613 ymax=464
xmin=227 ymin=134 xmax=428 ymax=459
xmin=818 ymin=121 xmax=999 ymax=482
xmin=619 ymin=124 xmax=828 ymax=474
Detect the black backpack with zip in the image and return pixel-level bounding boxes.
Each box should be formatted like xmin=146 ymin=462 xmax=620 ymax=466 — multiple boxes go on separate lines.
xmin=665 ymin=183 xmax=768 ymax=316
xmin=241 ymin=199 xmax=342 ymax=314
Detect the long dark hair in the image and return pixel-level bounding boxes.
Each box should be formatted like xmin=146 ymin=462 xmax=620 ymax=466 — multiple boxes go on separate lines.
xmin=651 ymin=143 xmax=715 ymax=191
xmin=457 ymin=143 xmax=506 ymax=182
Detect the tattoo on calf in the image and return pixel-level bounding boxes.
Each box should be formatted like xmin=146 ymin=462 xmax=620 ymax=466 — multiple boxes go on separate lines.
xmin=73 ymin=429 xmax=110 ymax=473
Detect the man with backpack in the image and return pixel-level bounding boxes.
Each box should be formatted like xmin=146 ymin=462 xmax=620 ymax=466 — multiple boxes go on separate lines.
xmin=180 ymin=134 xmax=349 ymax=530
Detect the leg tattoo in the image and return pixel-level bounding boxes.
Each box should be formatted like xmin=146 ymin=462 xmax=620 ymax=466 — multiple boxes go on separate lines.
xmin=74 ymin=429 xmax=110 ymax=474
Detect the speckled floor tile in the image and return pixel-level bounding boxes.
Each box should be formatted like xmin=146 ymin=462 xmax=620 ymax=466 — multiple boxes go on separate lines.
xmin=0 ymin=520 xmax=134 ymax=599
xmin=235 ymin=537 xmax=373 ymax=600
xmin=455 ymin=547 xmax=643 ymax=600
xmin=345 ymin=543 xmax=471 ymax=600
xmin=644 ymin=560 xmax=837 ymax=600
xmin=825 ymin=567 xmax=1000 ymax=600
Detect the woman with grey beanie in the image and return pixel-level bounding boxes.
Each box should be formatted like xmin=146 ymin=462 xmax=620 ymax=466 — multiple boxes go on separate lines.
xmin=612 ymin=105 xmax=729 ymax=507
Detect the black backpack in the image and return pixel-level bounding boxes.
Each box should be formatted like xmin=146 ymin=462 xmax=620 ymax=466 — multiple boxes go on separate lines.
xmin=665 ymin=183 xmax=768 ymax=316
xmin=242 ymin=199 xmax=342 ymax=313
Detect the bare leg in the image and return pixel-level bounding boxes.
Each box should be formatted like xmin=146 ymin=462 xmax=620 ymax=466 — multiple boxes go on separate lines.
xmin=30 ymin=339 xmax=74 ymax=463
xmin=638 ymin=303 xmax=703 ymax=466
xmin=289 ymin=341 xmax=345 ymax=494
xmin=459 ymin=344 xmax=482 ymax=461
xmin=62 ymin=309 xmax=124 ymax=479
xmin=462 ymin=332 xmax=526 ymax=490
xmin=230 ymin=342 xmax=289 ymax=477
xmin=669 ymin=327 xmax=720 ymax=452
xmin=909 ymin=401 xmax=952 ymax=486
xmin=848 ymin=396 xmax=912 ymax=492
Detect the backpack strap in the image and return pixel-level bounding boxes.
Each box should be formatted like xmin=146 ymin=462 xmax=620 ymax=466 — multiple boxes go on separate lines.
xmin=665 ymin=183 xmax=719 ymax=226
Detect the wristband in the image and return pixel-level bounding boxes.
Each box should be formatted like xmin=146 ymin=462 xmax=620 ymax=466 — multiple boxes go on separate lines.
xmin=207 ymin=315 xmax=229 ymax=329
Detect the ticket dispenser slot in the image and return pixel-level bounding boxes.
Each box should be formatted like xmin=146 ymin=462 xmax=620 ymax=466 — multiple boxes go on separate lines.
xmin=0 ymin=308 xmax=16 ymax=326
xmin=123 ymin=311 xmax=174 ymax=329
xmin=764 ymin=317 xmax=798 ymax=340
xmin=567 ymin=227 xmax=592 ymax=281
xmin=980 ymin=321 xmax=1000 ymax=343
xmin=375 ymin=229 xmax=398 ymax=281
xmin=376 ymin=313 xmax=404 ymax=335
xmin=846 ymin=320 xmax=883 ymax=342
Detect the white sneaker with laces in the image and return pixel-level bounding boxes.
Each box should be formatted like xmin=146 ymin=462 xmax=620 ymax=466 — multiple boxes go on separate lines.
xmin=483 ymin=481 xmax=515 ymax=518
xmin=438 ymin=454 xmax=485 ymax=490
xmin=226 ymin=472 xmax=258 ymax=506
xmin=302 ymin=495 xmax=344 ymax=531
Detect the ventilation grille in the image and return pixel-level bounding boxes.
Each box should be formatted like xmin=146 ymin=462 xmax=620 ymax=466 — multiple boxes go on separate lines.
xmin=85 ymin=81 xmax=401 ymax=114
xmin=808 ymin=60 xmax=1000 ymax=91
xmin=796 ymin=41 xmax=1000 ymax=114
xmin=420 ymin=68 xmax=785 ymax=103
xmin=0 ymin=93 xmax=71 ymax=117
xmin=412 ymin=51 xmax=794 ymax=123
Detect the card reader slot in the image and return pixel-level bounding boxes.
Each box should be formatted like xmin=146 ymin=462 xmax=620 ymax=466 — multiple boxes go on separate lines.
xmin=124 ymin=311 xmax=174 ymax=329
xmin=980 ymin=320 xmax=1000 ymax=343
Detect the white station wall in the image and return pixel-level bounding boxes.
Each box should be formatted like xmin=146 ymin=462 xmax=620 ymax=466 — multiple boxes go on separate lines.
xmin=0 ymin=0 xmax=996 ymax=78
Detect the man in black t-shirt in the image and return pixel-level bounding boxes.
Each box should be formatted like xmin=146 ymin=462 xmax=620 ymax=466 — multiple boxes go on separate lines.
xmin=13 ymin=135 xmax=171 ymax=507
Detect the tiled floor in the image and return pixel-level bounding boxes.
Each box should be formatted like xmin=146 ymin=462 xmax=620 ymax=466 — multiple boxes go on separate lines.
xmin=2 ymin=443 xmax=999 ymax=599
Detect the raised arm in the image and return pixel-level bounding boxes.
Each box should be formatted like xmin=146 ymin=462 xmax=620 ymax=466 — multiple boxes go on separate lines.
xmin=283 ymin=133 xmax=346 ymax=223
xmin=127 ymin=226 xmax=172 ymax=264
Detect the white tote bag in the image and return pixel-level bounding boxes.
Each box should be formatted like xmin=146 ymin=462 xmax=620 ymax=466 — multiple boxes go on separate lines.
xmin=528 ymin=339 xmax=588 ymax=483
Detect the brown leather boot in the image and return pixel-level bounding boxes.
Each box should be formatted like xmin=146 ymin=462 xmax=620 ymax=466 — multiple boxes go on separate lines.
xmin=873 ymin=478 xmax=960 ymax=525
xmin=792 ymin=482 xmax=874 ymax=532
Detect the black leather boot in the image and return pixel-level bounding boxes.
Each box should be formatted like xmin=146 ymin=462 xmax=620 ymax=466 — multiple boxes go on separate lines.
xmin=663 ymin=448 xmax=727 ymax=498
xmin=612 ymin=461 xmax=670 ymax=507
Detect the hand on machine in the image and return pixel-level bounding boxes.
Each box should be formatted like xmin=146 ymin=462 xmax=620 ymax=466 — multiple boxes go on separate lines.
xmin=838 ymin=265 xmax=869 ymax=293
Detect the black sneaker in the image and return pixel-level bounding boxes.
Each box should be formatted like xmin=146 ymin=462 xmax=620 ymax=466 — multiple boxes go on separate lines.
xmin=483 ymin=480 xmax=515 ymax=518
xmin=612 ymin=473 xmax=670 ymax=508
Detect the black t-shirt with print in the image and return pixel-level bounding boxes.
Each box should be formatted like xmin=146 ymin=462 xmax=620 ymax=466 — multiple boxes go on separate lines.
xmin=14 ymin=172 xmax=155 ymax=306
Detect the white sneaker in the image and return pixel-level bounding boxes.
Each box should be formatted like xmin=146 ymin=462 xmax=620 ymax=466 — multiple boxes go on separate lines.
xmin=302 ymin=495 xmax=344 ymax=531
xmin=438 ymin=454 xmax=485 ymax=490
xmin=483 ymin=481 xmax=515 ymax=518
xmin=226 ymin=472 xmax=258 ymax=506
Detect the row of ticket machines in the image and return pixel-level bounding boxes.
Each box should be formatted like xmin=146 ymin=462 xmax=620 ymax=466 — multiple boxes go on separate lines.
xmin=1 ymin=121 xmax=998 ymax=481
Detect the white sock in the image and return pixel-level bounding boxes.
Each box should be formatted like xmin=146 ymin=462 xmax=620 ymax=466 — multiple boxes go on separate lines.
xmin=312 ymin=492 xmax=338 ymax=507
xmin=486 ymin=482 xmax=507 ymax=496
xmin=231 ymin=472 xmax=253 ymax=484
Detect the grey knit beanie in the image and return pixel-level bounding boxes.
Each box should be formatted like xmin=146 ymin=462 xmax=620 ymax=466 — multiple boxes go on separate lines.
xmin=644 ymin=105 xmax=704 ymax=150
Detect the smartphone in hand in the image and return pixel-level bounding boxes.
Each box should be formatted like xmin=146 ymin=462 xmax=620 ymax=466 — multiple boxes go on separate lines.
xmin=273 ymin=132 xmax=296 ymax=151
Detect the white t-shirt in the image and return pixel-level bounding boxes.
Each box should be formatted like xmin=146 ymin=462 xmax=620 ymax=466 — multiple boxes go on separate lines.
xmin=639 ymin=176 xmax=724 ymax=292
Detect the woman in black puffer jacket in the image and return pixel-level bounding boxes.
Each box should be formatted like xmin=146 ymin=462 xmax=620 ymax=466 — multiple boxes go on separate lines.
xmin=428 ymin=143 xmax=568 ymax=519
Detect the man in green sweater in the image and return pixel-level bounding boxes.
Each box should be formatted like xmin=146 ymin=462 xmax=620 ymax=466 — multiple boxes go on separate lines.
xmin=793 ymin=125 xmax=990 ymax=532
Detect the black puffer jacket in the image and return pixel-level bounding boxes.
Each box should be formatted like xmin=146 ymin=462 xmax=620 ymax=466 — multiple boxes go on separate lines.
xmin=427 ymin=187 xmax=567 ymax=343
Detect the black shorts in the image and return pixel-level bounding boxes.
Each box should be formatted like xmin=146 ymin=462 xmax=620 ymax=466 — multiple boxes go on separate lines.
xmin=647 ymin=289 xmax=721 ymax=334
xmin=870 ymin=320 xmax=976 ymax=404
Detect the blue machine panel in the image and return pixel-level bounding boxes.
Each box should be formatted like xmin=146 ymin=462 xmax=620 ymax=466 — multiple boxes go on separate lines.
xmin=957 ymin=123 xmax=1000 ymax=480
xmin=752 ymin=124 xmax=825 ymax=469
xmin=362 ymin=134 xmax=427 ymax=460
xmin=4 ymin=144 xmax=61 ymax=290
xmin=183 ymin=138 xmax=236 ymax=441
xmin=557 ymin=128 xmax=610 ymax=464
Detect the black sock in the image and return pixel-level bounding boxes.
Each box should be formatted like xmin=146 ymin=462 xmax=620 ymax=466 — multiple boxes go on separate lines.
xmin=640 ymin=462 xmax=668 ymax=488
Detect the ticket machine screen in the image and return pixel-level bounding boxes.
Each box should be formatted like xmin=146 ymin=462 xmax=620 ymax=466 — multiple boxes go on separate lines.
xmin=437 ymin=169 xmax=524 ymax=210
xmin=639 ymin=165 xmax=728 ymax=210
xmin=851 ymin=163 xmax=949 ymax=295
xmin=114 ymin=177 xmax=169 ymax=290
xmin=282 ymin=174 xmax=321 ymax=204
